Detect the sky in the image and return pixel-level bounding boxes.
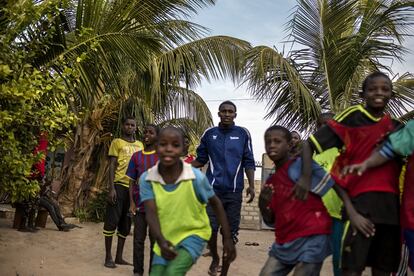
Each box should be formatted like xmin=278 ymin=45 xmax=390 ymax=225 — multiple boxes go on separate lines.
xmin=189 ymin=0 xmax=414 ymax=178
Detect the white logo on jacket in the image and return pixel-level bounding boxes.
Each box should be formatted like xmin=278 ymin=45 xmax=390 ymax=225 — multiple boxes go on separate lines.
xmin=229 ymin=136 xmax=239 ymax=140
xmin=212 ymin=135 xmax=217 ymax=139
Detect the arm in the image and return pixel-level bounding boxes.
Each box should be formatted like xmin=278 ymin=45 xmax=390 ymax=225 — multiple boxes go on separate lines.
xmin=108 ymin=156 xmax=117 ymax=204
xmin=389 ymin=119 xmax=414 ymax=156
xmin=295 ymin=141 xmax=313 ymax=200
xmin=129 ymin=179 xmax=136 ymax=215
xmin=191 ymin=159 xmax=204 ymax=168
xmin=342 ymin=150 xmax=389 ymax=176
xmin=208 ymin=195 xmax=237 ymax=263
xmin=258 ymin=183 xmax=274 ymax=226
xmin=333 ymin=184 xmax=375 ymax=238
xmin=245 ymin=168 xmax=255 ymax=203
xmin=126 ymin=156 xmax=138 ymax=214
xmin=192 ymin=132 xmax=209 ymax=168
xmin=144 ymin=199 xmax=177 ymax=260
xmin=242 ymin=129 xmax=256 ymax=203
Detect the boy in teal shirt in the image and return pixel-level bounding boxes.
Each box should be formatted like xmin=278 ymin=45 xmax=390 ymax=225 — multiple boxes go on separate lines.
xmin=140 ymin=126 xmax=236 ymax=276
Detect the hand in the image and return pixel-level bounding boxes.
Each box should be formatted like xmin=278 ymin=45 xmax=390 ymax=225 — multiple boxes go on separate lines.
xmin=246 ymin=186 xmax=255 ymax=203
xmin=349 ymin=212 xmax=375 ymax=238
xmin=222 ymin=237 xmax=237 ymax=264
xmin=292 ymin=177 xmax=309 ymax=201
xmin=129 ymin=202 xmax=136 ymax=216
xmin=159 ymin=240 xmax=177 ymax=260
xmin=259 ymin=184 xmax=273 ymax=207
xmin=342 ymin=163 xmax=367 ymax=177
xmin=108 ymin=188 xmax=117 ymax=204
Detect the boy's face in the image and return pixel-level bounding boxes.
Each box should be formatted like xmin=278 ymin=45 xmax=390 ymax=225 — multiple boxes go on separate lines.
xmin=291 ymin=132 xmax=301 ymax=147
xmin=218 ymin=104 xmax=236 ymax=126
xmin=362 ymin=76 xmax=392 ymax=111
xmin=265 ymin=130 xmax=291 ymax=162
xmin=122 ymin=119 xmax=136 ymax=136
xmin=156 ymin=130 xmax=183 ymax=167
xmin=143 ymin=126 xmax=157 ymax=147
xmin=183 ymin=137 xmax=190 ymax=155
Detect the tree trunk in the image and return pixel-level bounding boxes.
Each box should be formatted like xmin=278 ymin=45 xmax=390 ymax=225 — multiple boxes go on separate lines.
xmin=58 ymin=119 xmax=101 ymax=215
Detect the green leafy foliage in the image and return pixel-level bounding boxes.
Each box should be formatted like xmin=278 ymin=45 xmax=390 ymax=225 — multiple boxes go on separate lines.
xmin=0 ymin=1 xmax=77 ymax=202
xmin=74 ymin=191 xmax=108 ymax=222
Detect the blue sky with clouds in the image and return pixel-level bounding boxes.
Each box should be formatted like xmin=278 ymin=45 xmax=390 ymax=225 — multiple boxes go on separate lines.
xmin=188 ymin=1 xmax=414 ymax=173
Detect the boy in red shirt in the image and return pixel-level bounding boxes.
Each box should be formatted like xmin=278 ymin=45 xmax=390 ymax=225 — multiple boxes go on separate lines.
xmin=301 ymin=72 xmax=402 ymax=275
xmin=259 ymin=126 xmax=331 ymax=275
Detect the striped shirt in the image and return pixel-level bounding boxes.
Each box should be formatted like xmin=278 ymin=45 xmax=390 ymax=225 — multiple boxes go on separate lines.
xmin=126 ymin=150 xmax=158 ymax=210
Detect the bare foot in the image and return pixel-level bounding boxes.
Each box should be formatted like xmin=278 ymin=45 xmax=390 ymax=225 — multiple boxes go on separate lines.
xmin=104 ymin=259 xmax=116 ymax=268
xmin=115 ymin=259 xmax=132 ymax=266
xmin=203 ymin=251 xmax=212 ymax=257
xmin=208 ymin=258 xmax=220 ymax=276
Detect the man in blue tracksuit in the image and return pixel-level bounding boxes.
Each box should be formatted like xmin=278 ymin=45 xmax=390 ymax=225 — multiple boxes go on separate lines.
xmin=192 ymin=100 xmax=255 ymax=276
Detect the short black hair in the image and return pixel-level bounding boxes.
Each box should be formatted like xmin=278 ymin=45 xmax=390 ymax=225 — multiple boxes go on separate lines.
xmin=291 ymin=130 xmax=301 ymax=138
xmin=145 ymin=124 xmax=160 ymax=135
xmin=319 ymin=112 xmax=335 ymax=119
xmin=265 ymin=125 xmax=292 ymax=142
xmin=362 ymin=71 xmax=392 ymax=94
xmin=219 ymin=100 xmax=237 ymax=112
xmin=122 ymin=116 xmax=136 ymax=124
xmin=159 ymin=126 xmax=185 ymax=145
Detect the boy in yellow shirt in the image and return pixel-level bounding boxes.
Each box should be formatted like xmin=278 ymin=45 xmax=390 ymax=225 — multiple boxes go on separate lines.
xmin=103 ymin=117 xmax=143 ymax=268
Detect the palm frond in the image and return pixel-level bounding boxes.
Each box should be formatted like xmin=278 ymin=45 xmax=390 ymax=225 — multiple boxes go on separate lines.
xmin=243 ymin=0 xmax=414 ymax=129
xmin=241 ymin=46 xmax=321 ymax=131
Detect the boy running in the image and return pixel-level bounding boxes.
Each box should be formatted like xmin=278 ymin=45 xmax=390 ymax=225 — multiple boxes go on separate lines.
xmin=301 ymin=72 xmax=402 ymax=275
xmin=259 ymin=126 xmax=332 ymax=276
xmin=103 ymin=117 xmax=143 ymax=268
xmin=344 ymin=119 xmax=414 ymax=272
xmin=140 ymin=126 xmax=236 ymax=276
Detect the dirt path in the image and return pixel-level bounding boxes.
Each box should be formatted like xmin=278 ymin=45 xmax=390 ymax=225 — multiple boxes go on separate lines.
xmin=0 ymin=218 xmax=368 ymax=276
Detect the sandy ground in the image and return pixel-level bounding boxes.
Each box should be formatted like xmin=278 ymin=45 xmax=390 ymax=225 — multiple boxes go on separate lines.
xmin=0 ymin=217 xmax=372 ymax=276
xmin=0 ymin=219 xmax=331 ymax=276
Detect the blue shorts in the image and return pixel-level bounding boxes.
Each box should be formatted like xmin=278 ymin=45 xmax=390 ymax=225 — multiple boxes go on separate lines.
xmin=207 ymin=191 xmax=242 ymax=243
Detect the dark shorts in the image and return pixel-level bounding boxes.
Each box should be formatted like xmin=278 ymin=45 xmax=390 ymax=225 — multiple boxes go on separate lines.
xmin=341 ymin=223 xmax=401 ymax=273
xmin=404 ymin=229 xmax=414 ymax=270
xmin=207 ymin=191 xmax=242 ymax=243
xmin=103 ymin=184 xmax=131 ymax=238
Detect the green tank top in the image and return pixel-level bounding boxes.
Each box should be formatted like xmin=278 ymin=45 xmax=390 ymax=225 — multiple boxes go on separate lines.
xmin=152 ymin=179 xmax=211 ymax=256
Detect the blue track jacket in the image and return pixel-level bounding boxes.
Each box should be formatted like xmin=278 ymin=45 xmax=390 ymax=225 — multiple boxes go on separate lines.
xmin=195 ymin=124 xmax=255 ymax=193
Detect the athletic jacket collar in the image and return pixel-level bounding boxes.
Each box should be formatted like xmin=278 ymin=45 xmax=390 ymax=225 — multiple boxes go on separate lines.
xmin=218 ymin=122 xmax=236 ymax=131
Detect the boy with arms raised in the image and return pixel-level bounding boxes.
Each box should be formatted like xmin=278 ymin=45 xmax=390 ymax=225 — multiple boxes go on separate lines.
xmin=140 ymin=126 xmax=236 ymax=276
xmin=103 ymin=117 xmax=143 ymax=268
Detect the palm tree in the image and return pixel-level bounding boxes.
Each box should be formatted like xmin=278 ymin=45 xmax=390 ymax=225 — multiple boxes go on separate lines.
xmin=241 ymin=0 xmax=414 ymax=131
xmin=2 ymin=0 xmax=251 ymax=213
xmin=34 ymin=0 xmax=250 ymax=214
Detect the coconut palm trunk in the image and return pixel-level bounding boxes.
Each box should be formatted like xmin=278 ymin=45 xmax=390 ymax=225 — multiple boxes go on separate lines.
xmin=58 ymin=119 xmax=101 ymax=215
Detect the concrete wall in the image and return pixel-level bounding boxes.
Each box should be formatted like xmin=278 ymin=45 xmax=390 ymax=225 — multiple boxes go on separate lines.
xmin=240 ymin=179 xmax=263 ymax=230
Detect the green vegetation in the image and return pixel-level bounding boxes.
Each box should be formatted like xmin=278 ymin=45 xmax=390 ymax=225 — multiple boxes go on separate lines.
xmin=242 ymin=0 xmax=414 ymax=130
